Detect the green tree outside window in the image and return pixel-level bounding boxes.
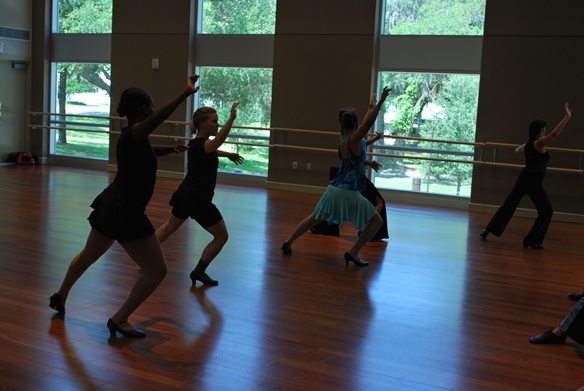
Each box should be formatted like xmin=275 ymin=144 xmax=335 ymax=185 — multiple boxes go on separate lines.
xmin=374 ymin=72 xmax=480 ymax=196
xmin=202 ymin=0 xmax=276 ymax=34
xmin=384 ymin=0 xmax=486 ymax=35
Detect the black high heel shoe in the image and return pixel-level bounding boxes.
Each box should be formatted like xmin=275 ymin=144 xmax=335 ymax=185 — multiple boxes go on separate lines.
xmin=49 ymin=293 xmax=66 ymax=314
xmin=190 ymin=270 xmax=219 ymax=286
xmin=568 ymin=291 xmax=584 ymax=301
xmin=107 ymin=319 xmax=146 ymax=338
xmin=344 ymin=252 xmax=368 ymax=267
xmin=281 ymin=242 xmax=292 ymax=255
xmin=479 ymin=230 xmax=489 ymax=240
xmin=523 ymin=242 xmax=544 ymax=249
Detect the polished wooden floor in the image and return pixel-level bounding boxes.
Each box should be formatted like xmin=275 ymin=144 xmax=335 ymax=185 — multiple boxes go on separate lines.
xmin=1 ymin=164 xmax=584 ymax=390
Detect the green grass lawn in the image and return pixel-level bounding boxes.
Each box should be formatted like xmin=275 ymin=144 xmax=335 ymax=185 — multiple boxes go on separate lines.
xmin=218 ymin=146 xmax=269 ymax=176
xmin=375 ymin=174 xmax=471 ymax=196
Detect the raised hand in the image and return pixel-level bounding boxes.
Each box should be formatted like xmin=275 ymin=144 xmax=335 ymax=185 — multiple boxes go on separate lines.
xmin=187 ymin=75 xmax=200 ymax=94
xmin=230 ymin=102 xmax=240 ymax=120
xmin=380 ymin=86 xmax=392 ymax=102
xmin=565 ymin=102 xmax=572 ymax=118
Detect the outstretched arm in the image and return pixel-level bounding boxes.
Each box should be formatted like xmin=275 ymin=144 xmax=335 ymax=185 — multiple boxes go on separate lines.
xmin=366 ymin=132 xmax=383 ymax=146
xmin=535 ymin=103 xmax=572 ymax=149
xmin=131 ymin=75 xmax=200 ymax=142
xmin=361 ymin=93 xmax=377 ymax=126
xmin=515 ymin=143 xmax=526 ymax=155
xmin=351 ymin=87 xmax=391 ymax=150
xmin=153 ymin=144 xmax=190 ymax=157
xmin=364 ymin=159 xmax=382 ymax=172
xmin=204 ymin=102 xmax=239 ymax=153
xmin=218 ymin=150 xmax=244 ymax=165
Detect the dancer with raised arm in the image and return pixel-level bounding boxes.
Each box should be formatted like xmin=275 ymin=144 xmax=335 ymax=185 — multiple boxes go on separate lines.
xmin=311 ymin=93 xmax=389 ymax=241
xmin=480 ymin=103 xmax=572 ymax=249
xmin=281 ymin=86 xmax=391 ymax=266
xmin=49 ymin=76 xmax=199 ymax=338
xmin=155 ymin=103 xmax=242 ymax=286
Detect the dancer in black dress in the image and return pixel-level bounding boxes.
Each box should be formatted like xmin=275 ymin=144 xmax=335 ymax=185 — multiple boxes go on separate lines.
xmin=480 ymin=103 xmax=571 ymax=249
xmin=49 ymin=76 xmax=199 ymax=338
xmin=155 ymin=103 xmax=242 ymax=286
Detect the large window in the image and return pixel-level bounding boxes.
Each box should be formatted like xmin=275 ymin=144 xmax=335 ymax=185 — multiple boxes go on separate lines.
xmin=202 ymin=0 xmax=276 ymax=34
xmin=51 ymin=1 xmax=112 ymax=160
xmin=199 ymin=67 xmax=272 ymax=176
xmin=57 ymin=0 xmax=112 ymax=34
xmin=373 ymin=72 xmax=480 ymax=196
xmin=383 ymin=0 xmax=486 ymax=35
xmin=52 ymin=62 xmax=111 ymax=159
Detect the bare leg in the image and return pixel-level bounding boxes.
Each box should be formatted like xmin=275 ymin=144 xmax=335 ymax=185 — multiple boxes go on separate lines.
xmin=110 ymin=234 xmax=167 ymax=331
xmin=56 ymin=228 xmax=115 ymax=301
xmin=285 ymin=213 xmax=323 ymax=244
xmin=347 ymin=213 xmax=383 ymax=260
xmin=200 ymin=219 xmax=228 ymax=263
xmin=155 ymin=213 xmax=187 ymax=244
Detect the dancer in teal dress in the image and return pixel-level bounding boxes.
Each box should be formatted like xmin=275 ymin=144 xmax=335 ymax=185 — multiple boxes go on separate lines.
xmin=281 ymin=86 xmax=391 ymax=266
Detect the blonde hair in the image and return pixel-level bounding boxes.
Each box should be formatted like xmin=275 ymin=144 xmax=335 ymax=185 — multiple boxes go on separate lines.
xmin=190 ymin=107 xmax=217 ymax=134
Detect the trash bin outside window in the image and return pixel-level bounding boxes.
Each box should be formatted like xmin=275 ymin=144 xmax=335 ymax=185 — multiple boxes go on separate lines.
xmin=412 ymin=177 xmax=421 ymax=191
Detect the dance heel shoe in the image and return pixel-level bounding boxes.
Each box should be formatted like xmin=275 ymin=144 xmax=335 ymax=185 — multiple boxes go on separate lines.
xmin=190 ymin=270 xmax=219 ymax=286
xmin=479 ymin=230 xmax=489 ymax=240
xmin=281 ymin=242 xmax=292 ymax=255
xmin=344 ymin=252 xmax=368 ymax=267
xmin=49 ymin=293 xmax=66 ymax=314
xmin=107 ymin=319 xmax=146 ymax=338
xmin=568 ymin=291 xmax=584 ymax=301
xmin=523 ymin=242 xmax=544 ymax=249
xmin=529 ymin=329 xmax=566 ymax=344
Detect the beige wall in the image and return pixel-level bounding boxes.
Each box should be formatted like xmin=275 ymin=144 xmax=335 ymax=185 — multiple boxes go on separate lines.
xmin=0 ymin=0 xmax=32 ymax=162
xmin=270 ymin=0 xmax=379 ymax=187
xmin=110 ymin=0 xmax=194 ymax=173
xmin=471 ymin=0 xmax=584 ymax=216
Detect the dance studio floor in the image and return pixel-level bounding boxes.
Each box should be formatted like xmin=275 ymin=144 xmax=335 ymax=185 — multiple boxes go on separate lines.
xmin=1 ymin=164 xmax=583 ymax=390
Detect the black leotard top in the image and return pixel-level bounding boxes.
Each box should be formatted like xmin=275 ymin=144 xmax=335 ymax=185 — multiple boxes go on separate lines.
xmin=523 ymin=138 xmax=550 ymax=179
xmin=179 ymin=137 xmax=218 ymax=201
xmin=104 ymin=126 xmax=158 ymax=215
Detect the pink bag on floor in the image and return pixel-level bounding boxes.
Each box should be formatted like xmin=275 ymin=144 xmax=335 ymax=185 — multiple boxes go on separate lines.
xmin=16 ymin=152 xmax=36 ymax=165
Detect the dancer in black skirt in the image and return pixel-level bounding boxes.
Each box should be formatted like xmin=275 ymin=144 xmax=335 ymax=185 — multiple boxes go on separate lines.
xmin=49 ymin=76 xmax=199 ymax=338
xmin=155 ymin=103 xmax=242 ymax=286
xmin=480 ymin=103 xmax=571 ymax=249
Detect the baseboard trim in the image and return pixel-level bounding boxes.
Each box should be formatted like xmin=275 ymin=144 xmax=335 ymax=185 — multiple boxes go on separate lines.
xmin=266 ymin=181 xmax=327 ymax=195
xmin=469 ymin=203 xmax=584 ymax=224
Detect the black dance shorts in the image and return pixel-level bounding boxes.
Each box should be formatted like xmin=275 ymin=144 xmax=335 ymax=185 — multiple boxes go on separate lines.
xmin=88 ymin=210 xmax=155 ymax=243
xmin=169 ymin=187 xmax=223 ymax=229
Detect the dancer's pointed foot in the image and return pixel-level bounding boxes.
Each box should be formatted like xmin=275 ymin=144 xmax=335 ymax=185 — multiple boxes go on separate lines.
xmin=49 ymin=293 xmax=66 ymax=314
xmin=281 ymin=242 xmax=292 ymax=255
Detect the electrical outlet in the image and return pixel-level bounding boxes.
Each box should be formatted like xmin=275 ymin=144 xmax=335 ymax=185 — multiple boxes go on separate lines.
xmin=292 ymin=162 xmax=297 ymax=169
xmin=306 ymin=163 xmax=311 ymax=171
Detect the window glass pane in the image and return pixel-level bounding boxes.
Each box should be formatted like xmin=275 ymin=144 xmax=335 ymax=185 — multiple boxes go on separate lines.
xmin=199 ymin=67 xmax=272 ymax=176
xmin=58 ymin=0 xmax=112 ymax=33
xmin=383 ymin=0 xmax=486 ymax=35
xmin=53 ymin=63 xmax=111 ymax=159
xmin=373 ymin=72 xmax=480 ymax=196
xmin=202 ymin=0 xmax=276 ymax=34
